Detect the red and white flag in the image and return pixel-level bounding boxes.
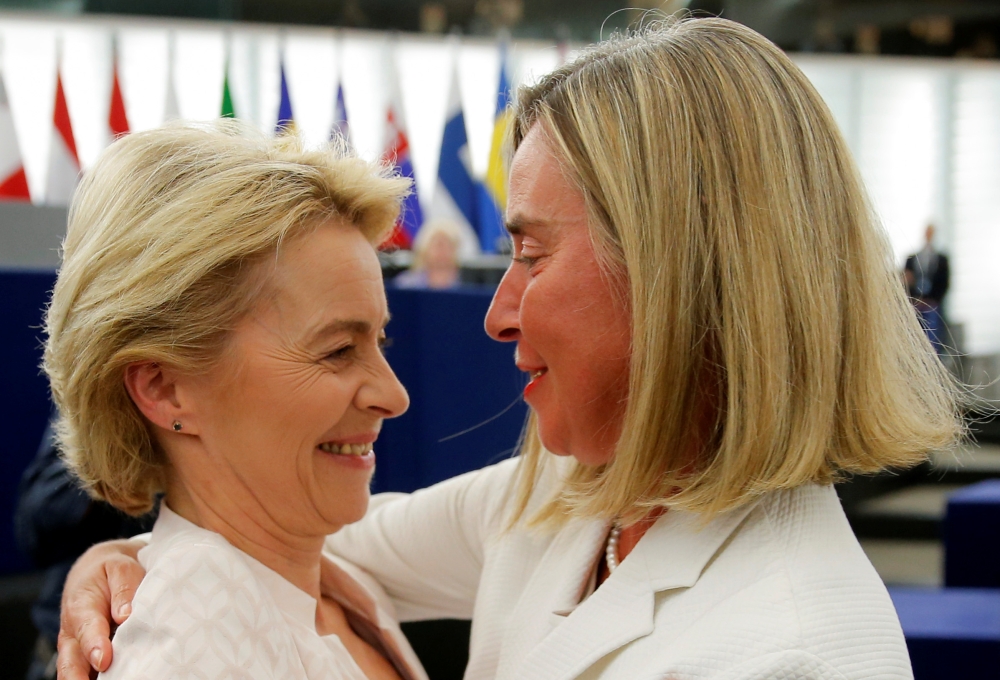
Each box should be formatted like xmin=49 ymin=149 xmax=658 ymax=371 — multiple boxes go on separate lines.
xmin=109 ymin=41 xmax=129 ymax=138
xmin=45 ymin=70 xmax=80 ymax=206
xmin=0 ymin=70 xmax=30 ymax=201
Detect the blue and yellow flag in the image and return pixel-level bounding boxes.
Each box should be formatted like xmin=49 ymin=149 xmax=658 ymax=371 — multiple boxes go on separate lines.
xmin=477 ymin=44 xmax=511 ymax=253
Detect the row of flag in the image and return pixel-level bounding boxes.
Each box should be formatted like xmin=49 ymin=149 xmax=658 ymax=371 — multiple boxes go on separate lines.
xmin=0 ymin=39 xmax=514 ymax=254
xmin=0 ymin=65 xmax=83 ymax=206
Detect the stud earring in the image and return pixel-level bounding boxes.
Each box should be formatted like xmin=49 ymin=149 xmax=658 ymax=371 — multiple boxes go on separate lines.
xmin=171 ymin=420 xmax=182 ymax=432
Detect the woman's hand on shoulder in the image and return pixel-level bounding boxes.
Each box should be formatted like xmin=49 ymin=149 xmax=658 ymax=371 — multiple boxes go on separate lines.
xmin=57 ymin=539 xmax=146 ymax=680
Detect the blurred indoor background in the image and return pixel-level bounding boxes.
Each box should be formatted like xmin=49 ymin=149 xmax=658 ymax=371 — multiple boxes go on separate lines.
xmin=1 ymin=2 xmax=999 ymax=680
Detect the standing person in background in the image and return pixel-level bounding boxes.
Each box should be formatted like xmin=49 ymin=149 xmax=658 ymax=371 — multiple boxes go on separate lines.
xmin=57 ymin=18 xmax=962 ymax=680
xmin=904 ymin=224 xmax=951 ymax=354
xmin=392 ymin=219 xmax=464 ymax=290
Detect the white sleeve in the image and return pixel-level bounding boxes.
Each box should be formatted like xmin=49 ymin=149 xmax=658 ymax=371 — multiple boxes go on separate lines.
xmin=326 ymin=458 xmax=520 ymax=621
xmin=100 ymin=538 xmax=304 ymax=680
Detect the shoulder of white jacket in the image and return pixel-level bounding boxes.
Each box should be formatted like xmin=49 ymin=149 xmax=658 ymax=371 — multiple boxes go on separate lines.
xmin=712 ymin=648 xmax=860 ymax=680
xmin=752 ymin=484 xmax=850 ymax=543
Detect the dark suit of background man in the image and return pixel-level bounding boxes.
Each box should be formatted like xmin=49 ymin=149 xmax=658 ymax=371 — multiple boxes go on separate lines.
xmin=904 ymin=224 xmax=950 ymax=354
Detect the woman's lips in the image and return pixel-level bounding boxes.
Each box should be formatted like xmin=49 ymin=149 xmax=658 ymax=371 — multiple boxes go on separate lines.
xmin=523 ymin=368 xmax=548 ymax=398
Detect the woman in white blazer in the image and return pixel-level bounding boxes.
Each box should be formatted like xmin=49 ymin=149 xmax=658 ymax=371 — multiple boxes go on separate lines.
xmin=60 ymin=18 xmax=960 ymax=680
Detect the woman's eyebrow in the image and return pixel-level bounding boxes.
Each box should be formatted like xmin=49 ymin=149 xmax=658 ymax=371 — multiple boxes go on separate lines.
xmin=505 ymin=217 xmax=550 ymax=236
xmin=309 ymin=314 xmax=393 ymax=343
xmin=309 ymin=319 xmax=372 ymax=342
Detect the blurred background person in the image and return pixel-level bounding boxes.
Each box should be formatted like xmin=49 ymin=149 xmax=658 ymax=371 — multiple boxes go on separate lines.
xmin=393 ymin=219 xmax=464 ymax=290
xmin=904 ymin=224 xmax=951 ymax=354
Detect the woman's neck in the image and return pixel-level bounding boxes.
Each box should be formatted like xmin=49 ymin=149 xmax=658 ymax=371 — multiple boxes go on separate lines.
xmin=164 ymin=475 xmax=326 ymax=601
xmin=618 ymin=508 xmax=666 ymax=560
xmin=599 ymin=507 xmax=666 ymax=584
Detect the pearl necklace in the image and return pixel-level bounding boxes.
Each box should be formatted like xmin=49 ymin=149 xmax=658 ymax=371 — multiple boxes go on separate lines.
xmin=605 ymin=522 xmax=622 ymax=573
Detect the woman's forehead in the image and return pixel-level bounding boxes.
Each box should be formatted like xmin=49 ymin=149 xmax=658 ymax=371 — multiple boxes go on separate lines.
xmin=508 ymin=130 xmax=584 ymax=231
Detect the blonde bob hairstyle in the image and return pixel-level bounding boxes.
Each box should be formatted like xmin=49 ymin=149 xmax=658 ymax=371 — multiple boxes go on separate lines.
xmin=509 ymin=18 xmax=963 ymax=526
xmin=44 ymin=119 xmax=408 ymax=515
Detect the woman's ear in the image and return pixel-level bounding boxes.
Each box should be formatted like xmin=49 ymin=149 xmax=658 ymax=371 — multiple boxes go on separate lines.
xmin=124 ymin=362 xmax=197 ymax=435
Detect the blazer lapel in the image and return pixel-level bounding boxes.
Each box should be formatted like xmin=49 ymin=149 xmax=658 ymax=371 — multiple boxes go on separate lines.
xmin=502 ymin=502 xmax=757 ymax=680
xmin=494 ymin=519 xmax=608 ymax=680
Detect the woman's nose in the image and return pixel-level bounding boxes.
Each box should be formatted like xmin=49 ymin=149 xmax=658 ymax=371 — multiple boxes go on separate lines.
xmin=485 ymin=264 xmax=524 ymax=342
xmin=358 ymin=355 xmax=410 ymax=419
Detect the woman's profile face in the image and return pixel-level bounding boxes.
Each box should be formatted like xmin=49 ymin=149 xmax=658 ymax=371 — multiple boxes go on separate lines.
xmin=177 ymin=220 xmax=409 ymax=535
xmin=485 ymin=126 xmax=631 ymax=466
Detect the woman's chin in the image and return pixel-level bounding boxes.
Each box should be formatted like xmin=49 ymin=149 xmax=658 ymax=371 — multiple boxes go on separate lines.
xmin=536 ymin=425 xmax=614 ymax=467
xmin=329 ymin=495 xmax=370 ymax=529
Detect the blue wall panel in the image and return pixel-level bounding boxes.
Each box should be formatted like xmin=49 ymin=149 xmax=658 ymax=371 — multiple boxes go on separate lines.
xmin=373 ymin=287 xmax=528 ymax=492
xmin=945 ymin=480 xmax=1000 ymax=588
xmin=0 ymin=270 xmax=57 ymax=574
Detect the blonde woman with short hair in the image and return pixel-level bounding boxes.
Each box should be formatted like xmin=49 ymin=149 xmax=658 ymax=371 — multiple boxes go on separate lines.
xmin=393 ymin=218 xmax=464 ymax=289
xmin=46 ymin=120 xmax=426 ymax=680
xmin=62 ymin=18 xmax=959 ymax=680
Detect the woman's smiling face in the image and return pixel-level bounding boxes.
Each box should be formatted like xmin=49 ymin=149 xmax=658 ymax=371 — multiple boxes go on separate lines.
xmin=176 ymin=219 xmax=409 ymax=536
xmin=485 ymin=126 xmax=632 ymax=466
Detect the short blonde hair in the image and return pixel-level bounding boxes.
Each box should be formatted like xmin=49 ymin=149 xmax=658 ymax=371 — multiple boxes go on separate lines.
xmin=410 ymin=218 xmax=463 ymax=270
xmin=44 ymin=119 xmax=408 ymax=515
xmin=509 ymin=18 xmax=963 ymax=525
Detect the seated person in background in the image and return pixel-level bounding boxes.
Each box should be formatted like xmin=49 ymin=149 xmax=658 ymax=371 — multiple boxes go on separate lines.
xmin=392 ymin=219 xmax=463 ymax=289
xmin=15 ymin=419 xmax=157 ymax=680
xmin=42 ymin=120 xmax=424 ymax=680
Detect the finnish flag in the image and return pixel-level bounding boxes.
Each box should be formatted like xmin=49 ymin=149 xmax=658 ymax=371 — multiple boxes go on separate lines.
xmin=429 ymin=59 xmax=482 ymax=261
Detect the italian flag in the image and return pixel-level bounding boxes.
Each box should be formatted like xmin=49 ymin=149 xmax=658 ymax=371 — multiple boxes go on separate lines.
xmin=0 ymin=71 xmax=29 ymax=201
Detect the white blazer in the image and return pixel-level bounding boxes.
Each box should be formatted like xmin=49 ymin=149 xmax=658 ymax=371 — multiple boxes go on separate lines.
xmin=327 ymin=458 xmax=913 ymax=680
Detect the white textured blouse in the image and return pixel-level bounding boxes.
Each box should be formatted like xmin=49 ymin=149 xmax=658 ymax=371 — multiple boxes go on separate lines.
xmin=100 ymin=506 xmax=427 ymax=680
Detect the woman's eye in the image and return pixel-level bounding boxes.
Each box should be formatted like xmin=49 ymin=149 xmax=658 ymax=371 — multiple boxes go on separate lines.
xmin=514 ymin=255 xmax=539 ymax=267
xmin=378 ymin=336 xmax=392 ymax=356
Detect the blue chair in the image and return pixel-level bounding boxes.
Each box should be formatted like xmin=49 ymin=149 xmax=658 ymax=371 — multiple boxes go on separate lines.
xmin=945 ymin=479 xmax=1000 ymax=588
xmin=889 ymin=587 xmax=1000 ymax=680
